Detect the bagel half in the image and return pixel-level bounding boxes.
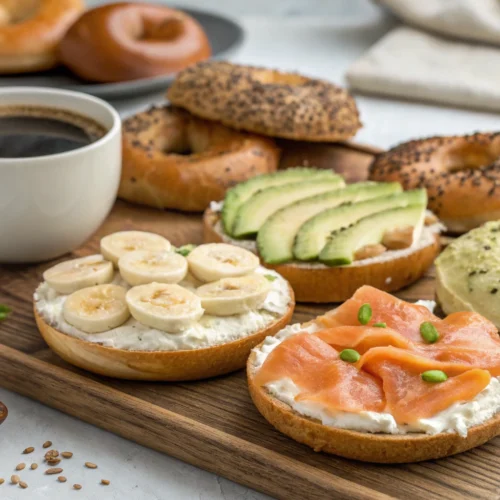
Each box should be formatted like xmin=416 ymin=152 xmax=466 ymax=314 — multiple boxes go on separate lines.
xmin=203 ymin=208 xmax=440 ymax=303
xmin=247 ymin=349 xmax=500 ymax=463
xmin=34 ymin=289 xmax=294 ymax=381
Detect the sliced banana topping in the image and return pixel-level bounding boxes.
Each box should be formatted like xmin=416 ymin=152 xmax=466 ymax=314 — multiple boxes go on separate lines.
xmin=63 ymin=284 xmax=130 ymax=333
xmin=187 ymin=243 xmax=259 ymax=282
xmin=43 ymin=254 xmax=113 ymax=294
xmin=118 ymin=250 xmax=188 ymax=286
xmin=101 ymin=231 xmax=171 ymax=266
xmin=126 ymin=283 xmax=204 ymax=333
xmin=196 ymin=274 xmax=271 ymax=316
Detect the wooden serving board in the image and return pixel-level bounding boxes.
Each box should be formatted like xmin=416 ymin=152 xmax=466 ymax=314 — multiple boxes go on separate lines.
xmin=0 ymin=143 xmax=498 ymax=500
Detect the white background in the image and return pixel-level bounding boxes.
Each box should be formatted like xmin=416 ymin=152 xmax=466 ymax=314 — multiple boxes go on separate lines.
xmin=1 ymin=0 xmax=499 ymax=499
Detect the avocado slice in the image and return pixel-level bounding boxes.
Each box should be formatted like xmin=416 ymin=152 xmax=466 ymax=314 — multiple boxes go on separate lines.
xmin=294 ymin=189 xmax=427 ymax=261
xmin=257 ymin=182 xmax=402 ymax=264
xmin=221 ymin=168 xmax=338 ymax=236
xmin=319 ymin=204 xmax=426 ymax=266
xmin=231 ymin=176 xmax=345 ymax=238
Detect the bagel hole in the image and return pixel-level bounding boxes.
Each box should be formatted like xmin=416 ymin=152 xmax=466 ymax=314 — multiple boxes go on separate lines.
xmin=141 ymin=17 xmax=184 ymax=41
xmin=446 ymin=145 xmax=500 ymax=172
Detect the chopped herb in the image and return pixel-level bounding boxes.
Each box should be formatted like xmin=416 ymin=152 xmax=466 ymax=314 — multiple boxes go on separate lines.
xmin=264 ymin=274 xmax=278 ymax=282
xmin=373 ymin=322 xmax=386 ymax=328
xmin=175 ymin=244 xmax=196 ymax=257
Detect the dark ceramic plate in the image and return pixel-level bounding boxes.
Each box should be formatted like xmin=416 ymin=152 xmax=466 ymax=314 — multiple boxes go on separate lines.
xmin=0 ymin=401 xmax=7 ymax=425
xmin=0 ymin=8 xmax=244 ymax=99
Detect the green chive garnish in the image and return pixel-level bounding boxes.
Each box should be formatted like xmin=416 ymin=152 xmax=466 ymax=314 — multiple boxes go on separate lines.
xmin=373 ymin=322 xmax=386 ymax=328
xmin=264 ymin=274 xmax=278 ymax=282
xmin=175 ymin=244 xmax=196 ymax=257
xmin=357 ymin=303 xmax=372 ymax=325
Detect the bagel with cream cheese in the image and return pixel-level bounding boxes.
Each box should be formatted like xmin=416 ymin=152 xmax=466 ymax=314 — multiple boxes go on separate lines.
xmin=119 ymin=105 xmax=280 ymax=212
xmin=0 ymin=0 xmax=84 ymax=74
xmin=34 ymin=233 xmax=294 ymax=381
xmin=168 ymin=61 xmax=362 ymax=142
xmin=369 ymin=132 xmax=500 ymax=234
xmin=247 ymin=286 xmax=500 ymax=463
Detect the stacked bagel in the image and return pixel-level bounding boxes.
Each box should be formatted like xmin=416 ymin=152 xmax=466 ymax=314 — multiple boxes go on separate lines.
xmin=120 ymin=61 xmax=362 ymax=211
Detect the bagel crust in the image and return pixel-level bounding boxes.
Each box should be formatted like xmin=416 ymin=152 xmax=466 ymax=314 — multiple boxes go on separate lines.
xmin=168 ymin=61 xmax=362 ymax=142
xmin=58 ymin=2 xmax=211 ymax=82
xmin=34 ymin=289 xmax=294 ymax=381
xmin=0 ymin=0 xmax=85 ymax=74
xmin=119 ymin=106 xmax=280 ymax=212
xmin=247 ymin=350 xmax=500 ymax=463
xmin=203 ymin=208 xmax=440 ymax=303
xmin=369 ymin=133 xmax=500 ymax=233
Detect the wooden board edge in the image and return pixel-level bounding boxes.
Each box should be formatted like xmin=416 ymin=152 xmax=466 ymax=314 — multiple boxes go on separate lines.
xmin=0 ymin=344 xmax=392 ymax=500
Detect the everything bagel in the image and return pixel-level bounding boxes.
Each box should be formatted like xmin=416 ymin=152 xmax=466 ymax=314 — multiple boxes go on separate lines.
xmin=119 ymin=105 xmax=280 ymax=212
xmin=58 ymin=2 xmax=211 ymax=82
xmin=0 ymin=0 xmax=84 ymax=73
xmin=168 ymin=61 xmax=362 ymax=142
xmin=369 ymin=133 xmax=500 ymax=233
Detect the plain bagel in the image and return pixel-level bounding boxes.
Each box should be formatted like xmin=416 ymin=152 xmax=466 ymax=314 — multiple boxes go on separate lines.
xmin=369 ymin=133 xmax=500 ymax=233
xmin=247 ymin=349 xmax=500 ymax=463
xmin=58 ymin=2 xmax=211 ymax=82
xmin=203 ymin=207 xmax=440 ymax=303
xmin=0 ymin=0 xmax=84 ymax=74
xmin=34 ymin=292 xmax=294 ymax=381
xmin=120 ymin=105 xmax=280 ymax=212
xmin=168 ymin=61 xmax=362 ymax=142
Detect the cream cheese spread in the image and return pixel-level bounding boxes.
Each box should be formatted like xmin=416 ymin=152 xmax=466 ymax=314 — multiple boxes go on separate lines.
xmin=252 ymin=301 xmax=500 ymax=437
xmin=34 ymin=267 xmax=291 ymax=352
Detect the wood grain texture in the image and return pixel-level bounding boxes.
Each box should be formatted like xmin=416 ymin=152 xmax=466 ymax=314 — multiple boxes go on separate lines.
xmin=0 ymin=142 xmax=498 ymax=500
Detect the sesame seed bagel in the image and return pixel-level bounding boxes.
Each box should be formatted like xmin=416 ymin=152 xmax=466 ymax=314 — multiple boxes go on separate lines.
xmin=369 ymin=133 xmax=500 ymax=234
xmin=167 ymin=61 xmax=362 ymax=142
xmin=119 ymin=105 xmax=280 ymax=212
xmin=203 ymin=207 xmax=440 ymax=303
xmin=247 ymin=349 xmax=500 ymax=463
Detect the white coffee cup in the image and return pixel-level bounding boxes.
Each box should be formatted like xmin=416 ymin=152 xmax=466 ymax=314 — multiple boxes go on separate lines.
xmin=0 ymin=87 xmax=121 ymax=263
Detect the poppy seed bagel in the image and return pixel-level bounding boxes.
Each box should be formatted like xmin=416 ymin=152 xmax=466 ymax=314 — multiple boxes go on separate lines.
xmin=167 ymin=61 xmax=362 ymax=142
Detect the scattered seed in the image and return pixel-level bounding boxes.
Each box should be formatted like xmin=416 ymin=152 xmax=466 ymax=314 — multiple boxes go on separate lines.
xmin=61 ymin=452 xmax=73 ymax=459
xmin=11 ymin=475 xmax=20 ymax=484
xmin=73 ymin=484 xmax=82 ymax=490
xmin=23 ymin=447 xmax=35 ymax=454
xmin=0 ymin=478 xmax=4 ymax=485
xmin=421 ymin=370 xmax=448 ymax=383
xmin=19 ymin=481 xmax=28 ymax=489
xmin=45 ymin=450 xmax=59 ymax=460
xmin=16 ymin=463 xmax=26 ymax=471
xmin=43 ymin=441 xmax=52 ymax=449
xmin=357 ymin=303 xmax=372 ymax=325
xmin=47 ymin=458 xmax=61 ymax=466
xmin=45 ymin=468 xmax=63 ymax=475
xmin=85 ymin=462 xmax=97 ymax=469
xmin=58 ymin=476 xmax=67 ymax=483
xmin=101 ymin=479 xmax=110 ymax=485
xmin=339 ymin=348 xmax=361 ymax=363
xmin=30 ymin=464 xmax=38 ymax=470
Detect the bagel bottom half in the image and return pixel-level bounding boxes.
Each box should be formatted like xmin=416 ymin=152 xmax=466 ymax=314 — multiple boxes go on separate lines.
xmin=203 ymin=208 xmax=440 ymax=303
xmin=34 ymin=299 xmax=294 ymax=381
xmin=247 ymin=350 xmax=500 ymax=463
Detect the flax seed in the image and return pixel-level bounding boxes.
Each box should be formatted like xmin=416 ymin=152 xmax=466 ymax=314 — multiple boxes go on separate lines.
xmin=30 ymin=464 xmax=38 ymax=470
xmin=73 ymin=484 xmax=82 ymax=490
xmin=0 ymin=478 xmax=4 ymax=485
xmin=19 ymin=481 xmax=28 ymax=489
xmin=85 ymin=462 xmax=97 ymax=469
xmin=58 ymin=476 xmax=67 ymax=483
xmin=47 ymin=458 xmax=61 ymax=466
xmin=43 ymin=441 xmax=52 ymax=449
xmin=16 ymin=463 xmax=25 ymax=471
xmin=61 ymin=452 xmax=73 ymax=459
xmin=101 ymin=479 xmax=110 ymax=485
xmin=45 ymin=468 xmax=63 ymax=475
xmin=23 ymin=447 xmax=34 ymax=454
xmin=11 ymin=475 xmax=20 ymax=484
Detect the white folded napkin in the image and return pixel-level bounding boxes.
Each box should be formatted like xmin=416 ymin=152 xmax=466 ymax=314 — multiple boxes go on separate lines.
xmin=346 ymin=27 xmax=500 ymax=112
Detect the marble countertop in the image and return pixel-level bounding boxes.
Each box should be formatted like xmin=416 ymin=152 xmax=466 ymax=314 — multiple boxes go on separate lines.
xmin=1 ymin=1 xmax=499 ymax=499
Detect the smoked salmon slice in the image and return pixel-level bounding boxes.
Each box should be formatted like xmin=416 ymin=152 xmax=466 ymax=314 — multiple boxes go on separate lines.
xmin=254 ymin=333 xmax=385 ymax=413
xmin=358 ymin=347 xmax=491 ymax=423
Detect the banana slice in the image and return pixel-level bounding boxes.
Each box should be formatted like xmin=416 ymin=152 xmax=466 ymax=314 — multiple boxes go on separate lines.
xmin=196 ymin=274 xmax=271 ymax=316
xmin=126 ymin=283 xmax=204 ymax=333
xmin=63 ymin=284 xmax=130 ymax=333
xmin=118 ymin=250 xmax=188 ymax=286
xmin=187 ymin=243 xmax=259 ymax=282
xmin=101 ymin=231 xmax=171 ymax=266
xmin=43 ymin=254 xmax=113 ymax=294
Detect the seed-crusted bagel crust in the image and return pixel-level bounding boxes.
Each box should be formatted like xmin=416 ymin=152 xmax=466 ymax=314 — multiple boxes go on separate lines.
xmin=167 ymin=61 xmax=362 ymax=142
xmin=247 ymin=349 xmax=500 ymax=463
xmin=203 ymin=208 xmax=440 ymax=303
xmin=369 ymin=133 xmax=500 ymax=233
xmin=119 ymin=105 xmax=280 ymax=212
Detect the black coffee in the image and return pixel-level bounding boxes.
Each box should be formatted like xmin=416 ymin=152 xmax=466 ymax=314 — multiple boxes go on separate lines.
xmin=0 ymin=106 xmax=108 ymax=158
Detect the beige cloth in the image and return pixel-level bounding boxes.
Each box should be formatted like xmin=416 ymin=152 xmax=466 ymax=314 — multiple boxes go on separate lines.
xmin=378 ymin=0 xmax=500 ymax=46
xmin=346 ymin=26 xmax=500 ymax=112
